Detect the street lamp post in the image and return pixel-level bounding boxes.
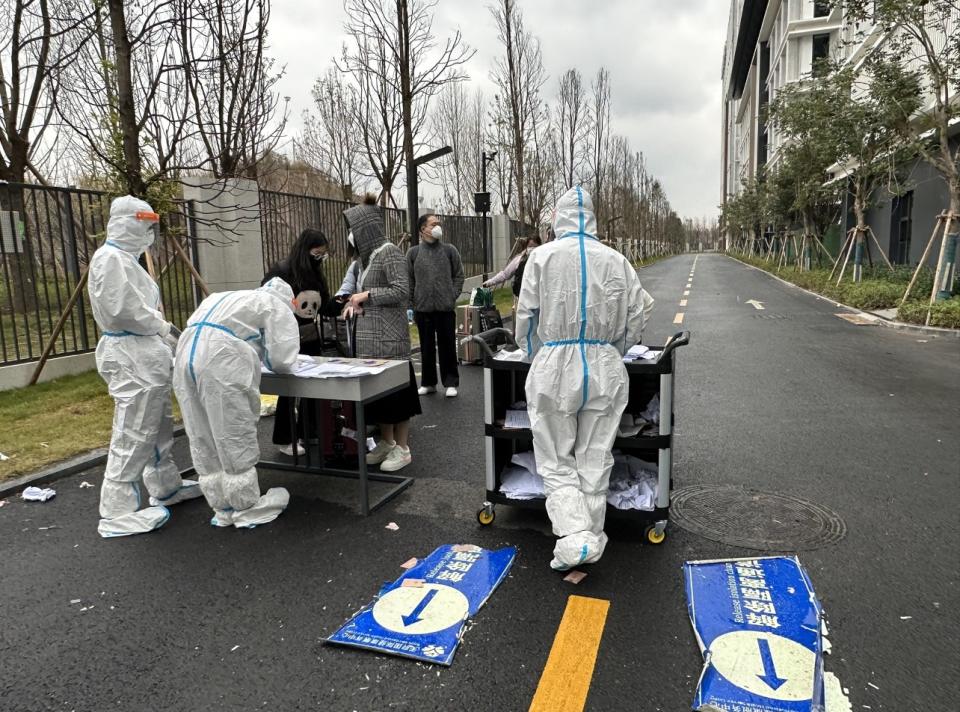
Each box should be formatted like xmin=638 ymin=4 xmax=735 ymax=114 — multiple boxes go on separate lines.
xmin=407 ymin=146 xmax=452 ymax=246
xmin=476 ymin=150 xmax=497 ymax=275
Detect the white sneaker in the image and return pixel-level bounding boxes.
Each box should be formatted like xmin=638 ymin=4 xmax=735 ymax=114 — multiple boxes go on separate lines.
xmin=366 ymin=439 xmax=396 ymax=465
xmin=417 ymin=385 xmax=436 ymax=395
xmin=277 ymin=442 xmax=305 ymax=457
xmin=379 ymin=445 xmax=412 ymax=472
xmin=445 ymin=387 xmax=458 ymax=398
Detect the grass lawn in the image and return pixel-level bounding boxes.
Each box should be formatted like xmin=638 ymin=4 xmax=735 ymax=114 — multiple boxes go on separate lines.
xmin=0 ymin=370 xmax=185 ymax=483
xmin=0 ymin=370 xmax=113 ymax=482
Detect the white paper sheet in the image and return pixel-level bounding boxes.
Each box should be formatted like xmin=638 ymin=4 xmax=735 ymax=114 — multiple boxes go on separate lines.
xmin=503 ymin=409 xmax=531 ymax=429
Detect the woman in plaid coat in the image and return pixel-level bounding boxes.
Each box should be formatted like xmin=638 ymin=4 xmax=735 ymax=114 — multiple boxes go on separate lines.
xmin=343 ymin=197 xmax=421 ymax=472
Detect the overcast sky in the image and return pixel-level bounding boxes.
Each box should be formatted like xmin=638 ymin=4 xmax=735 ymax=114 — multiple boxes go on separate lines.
xmin=269 ymin=0 xmax=728 ymax=219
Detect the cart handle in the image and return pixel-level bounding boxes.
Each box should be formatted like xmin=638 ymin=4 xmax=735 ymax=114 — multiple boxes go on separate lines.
xmin=461 ymin=327 xmax=518 ymax=359
xmin=659 ymin=330 xmax=690 ymax=359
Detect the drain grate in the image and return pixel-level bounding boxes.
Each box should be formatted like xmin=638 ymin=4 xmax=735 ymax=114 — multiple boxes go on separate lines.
xmin=671 ymin=485 xmax=846 ymax=551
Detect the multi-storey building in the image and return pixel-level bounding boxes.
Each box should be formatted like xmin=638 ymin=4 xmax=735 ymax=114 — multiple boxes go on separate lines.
xmin=721 ymin=0 xmax=957 ymax=265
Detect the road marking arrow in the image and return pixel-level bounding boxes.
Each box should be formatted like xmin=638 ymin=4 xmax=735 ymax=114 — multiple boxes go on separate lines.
xmin=757 ymin=638 xmax=788 ymax=691
xmin=746 ymin=299 xmax=765 ymax=310
xmin=401 ymin=588 xmax=438 ymax=626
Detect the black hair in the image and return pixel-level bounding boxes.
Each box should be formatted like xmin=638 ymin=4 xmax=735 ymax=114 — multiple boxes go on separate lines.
xmin=526 ymin=236 xmax=542 ymax=248
xmin=417 ymin=213 xmax=436 ymax=234
xmin=289 ymin=227 xmax=329 ymax=295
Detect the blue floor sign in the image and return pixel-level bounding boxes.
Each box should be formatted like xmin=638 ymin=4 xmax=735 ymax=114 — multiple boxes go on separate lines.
xmin=683 ymin=556 xmax=826 ymax=712
xmin=327 ymin=544 xmax=516 ymax=666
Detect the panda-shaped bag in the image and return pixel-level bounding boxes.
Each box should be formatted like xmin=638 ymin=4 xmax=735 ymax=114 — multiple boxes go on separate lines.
xmin=294 ymin=289 xmax=322 ymax=343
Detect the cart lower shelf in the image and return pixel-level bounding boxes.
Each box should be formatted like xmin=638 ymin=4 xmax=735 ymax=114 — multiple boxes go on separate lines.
xmin=476 ymin=490 xmax=670 ymax=544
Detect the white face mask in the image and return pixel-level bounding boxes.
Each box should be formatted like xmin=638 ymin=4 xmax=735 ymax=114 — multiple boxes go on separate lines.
xmin=311 ymin=252 xmax=328 ymax=262
xmin=430 ymin=225 xmax=442 ymax=240
xmin=347 ymin=232 xmax=355 ymax=248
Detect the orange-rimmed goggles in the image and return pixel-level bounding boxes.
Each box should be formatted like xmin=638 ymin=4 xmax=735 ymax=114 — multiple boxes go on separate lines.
xmin=135 ymin=211 xmax=161 ymax=223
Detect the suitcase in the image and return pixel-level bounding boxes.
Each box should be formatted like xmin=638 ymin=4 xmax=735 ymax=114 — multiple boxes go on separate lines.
xmin=457 ymin=305 xmax=483 ymax=364
xmin=302 ymin=398 xmax=359 ymax=462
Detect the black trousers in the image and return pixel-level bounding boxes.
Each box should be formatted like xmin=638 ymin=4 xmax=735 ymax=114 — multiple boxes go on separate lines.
xmin=272 ymin=397 xmax=319 ymax=445
xmin=414 ymin=310 xmax=459 ymax=388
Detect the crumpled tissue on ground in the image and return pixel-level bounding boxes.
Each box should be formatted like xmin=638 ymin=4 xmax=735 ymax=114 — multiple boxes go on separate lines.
xmin=22 ymin=486 xmax=57 ymax=502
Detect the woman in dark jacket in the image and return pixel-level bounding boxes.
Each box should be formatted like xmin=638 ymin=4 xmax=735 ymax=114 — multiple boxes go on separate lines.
xmin=262 ymin=228 xmax=332 ymax=455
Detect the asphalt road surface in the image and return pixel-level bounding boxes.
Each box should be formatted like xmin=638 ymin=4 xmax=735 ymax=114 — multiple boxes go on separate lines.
xmin=1 ymin=254 xmax=957 ymax=711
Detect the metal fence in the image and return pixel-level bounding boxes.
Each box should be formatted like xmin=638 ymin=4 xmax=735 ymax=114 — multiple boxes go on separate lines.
xmin=0 ymin=182 xmax=201 ymax=366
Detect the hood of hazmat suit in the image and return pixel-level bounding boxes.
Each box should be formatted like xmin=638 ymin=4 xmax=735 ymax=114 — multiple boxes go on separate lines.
xmin=89 ymin=195 xmax=197 ymax=538
xmin=172 ymin=281 xmax=300 ymax=527
xmin=515 ymin=186 xmax=654 ymax=570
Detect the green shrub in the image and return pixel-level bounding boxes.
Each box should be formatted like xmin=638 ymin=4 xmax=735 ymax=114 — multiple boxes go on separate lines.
xmin=897 ymin=298 xmax=960 ymax=329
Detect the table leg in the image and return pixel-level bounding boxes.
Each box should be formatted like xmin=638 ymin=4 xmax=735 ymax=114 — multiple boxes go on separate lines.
xmin=357 ymin=401 xmax=369 ymax=516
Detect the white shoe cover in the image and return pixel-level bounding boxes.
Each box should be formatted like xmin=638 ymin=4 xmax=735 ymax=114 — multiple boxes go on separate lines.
xmin=98 ymin=506 xmax=170 ymax=538
xmin=210 ymin=509 xmax=234 ymax=527
xmin=550 ymin=531 xmax=609 ymax=571
xmin=232 ymin=487 xmax=290 ymax=528
xmin=545 ymin=487 xmax=593 ymax=537
xmin=149 ymin=480 xmax=203 ymax=507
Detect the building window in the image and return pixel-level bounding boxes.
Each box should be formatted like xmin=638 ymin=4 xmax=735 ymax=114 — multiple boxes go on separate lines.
xmin=814 ymin=1 xmax=831 ymax=18
xmin=890 ymin=192 xmax=913 ymax=264
xmin=812 ymin=33 xmax=830 ymax=75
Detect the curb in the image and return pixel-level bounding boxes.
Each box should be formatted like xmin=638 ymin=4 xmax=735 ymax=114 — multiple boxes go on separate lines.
xmin=0 ymin=425 xmax=187 ymax=498
xmin=726 ymin=255 xmax=960 ymax=339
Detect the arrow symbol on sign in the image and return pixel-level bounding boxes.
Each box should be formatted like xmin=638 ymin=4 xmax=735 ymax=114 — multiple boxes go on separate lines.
xmin=757 ymin=638 xmax=788 ymax=691
xmin=746 ymin=299 xmax=765 ymax=310
xmin=402 ymin=588 xmax=438 ymax=627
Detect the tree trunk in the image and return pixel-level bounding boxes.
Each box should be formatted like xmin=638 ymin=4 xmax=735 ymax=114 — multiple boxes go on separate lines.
xmin=852 ymin=193 xmax=867 ymax=283
xmin=107 ymin=0 xmax=145 ymax=197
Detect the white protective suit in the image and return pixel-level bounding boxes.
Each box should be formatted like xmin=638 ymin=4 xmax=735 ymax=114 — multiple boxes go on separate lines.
xmin=172 ymin=277 xmax=300 ymax=528
xmin=516 ymin=186 xmax=654 ymax=570
xmin=88 ymin=195 xmax=201 ymax=538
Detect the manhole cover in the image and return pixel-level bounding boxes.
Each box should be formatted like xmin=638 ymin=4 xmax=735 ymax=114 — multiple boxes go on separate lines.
xmin=671 ymin=485 xmax=846 ymax=551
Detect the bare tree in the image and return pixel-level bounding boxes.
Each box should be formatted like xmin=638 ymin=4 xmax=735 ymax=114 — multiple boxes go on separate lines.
xmin=339 ymin=0 xmax=472 ymax=233
xmin=588 ymin=67 xmax=611 ymax=226
xmin=490 ymin=0 xmax=546 ymax=229
xmin=523 ymin=102 xmax=555 ymax=229
xmin=338 ymin=27 xmax=404 ymax=207
xmin=56 ymin=0 xmax=194 ymax=197
xmin=180 ymin=0 xmax=287 ymax=180
xmin=300 ymin=66 xmax=361 ymax=200
xmin=0 ymin=0 xmax=91 ymax=183
xmin=554 ymin=68 xmax=590 ymax=189
xmin=487 ymin=94 xmax=514 ymax=214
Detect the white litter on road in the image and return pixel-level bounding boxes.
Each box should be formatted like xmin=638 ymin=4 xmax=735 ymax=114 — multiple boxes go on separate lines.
xmin=0 ymin=500 xmax=7 ymax=508
xmin=21 ymin=486 xmax=56 ymax=502
xmin=79 ymin=481 xmax=94 ymax=488
xmin=385 ymin=522 xmax=399 ymax=531
xmin=900 ymin=616 xmax=912 ymax=620
xmin=231 ymin=645 xmax=240 ymax=652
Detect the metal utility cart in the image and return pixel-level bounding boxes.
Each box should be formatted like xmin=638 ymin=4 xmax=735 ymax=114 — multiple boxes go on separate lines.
xmin=466 ymin=328 xmax=690 ymax=545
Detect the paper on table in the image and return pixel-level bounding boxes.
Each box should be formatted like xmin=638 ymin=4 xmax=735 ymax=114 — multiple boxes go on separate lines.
xmin=503 ymin=409 xmax=530 ymax=429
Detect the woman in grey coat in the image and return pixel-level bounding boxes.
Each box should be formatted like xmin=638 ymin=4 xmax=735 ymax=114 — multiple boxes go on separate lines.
xmin=343 ymin=197 xmax=421 ymax=472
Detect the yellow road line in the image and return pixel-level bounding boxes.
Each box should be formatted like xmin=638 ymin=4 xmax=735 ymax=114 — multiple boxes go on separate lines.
xmin=679 ymin=299 xmax=688 ymax=307
xmin=529 ymin=596 xmax=611 ymax=712
xmin=674 ymin=312 xmax=685 ymax=324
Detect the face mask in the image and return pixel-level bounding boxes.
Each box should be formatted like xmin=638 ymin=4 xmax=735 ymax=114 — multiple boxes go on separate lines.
xmin=311 ymin=252 xmax=328 ymax=262
xmin=430 ymin=225 xmax=442 ymax=240
xmin=347 ymin=232 xmax=355 ymax=248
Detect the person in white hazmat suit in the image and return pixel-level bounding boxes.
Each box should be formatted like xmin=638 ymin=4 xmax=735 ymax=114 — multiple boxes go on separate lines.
xmin=516 ymin=186 xmax=654 ymax=570
xmin=88 ymin=195 xmax=202 ymax=538
xmin=172 ymin=277 xmax=300 ymax=528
